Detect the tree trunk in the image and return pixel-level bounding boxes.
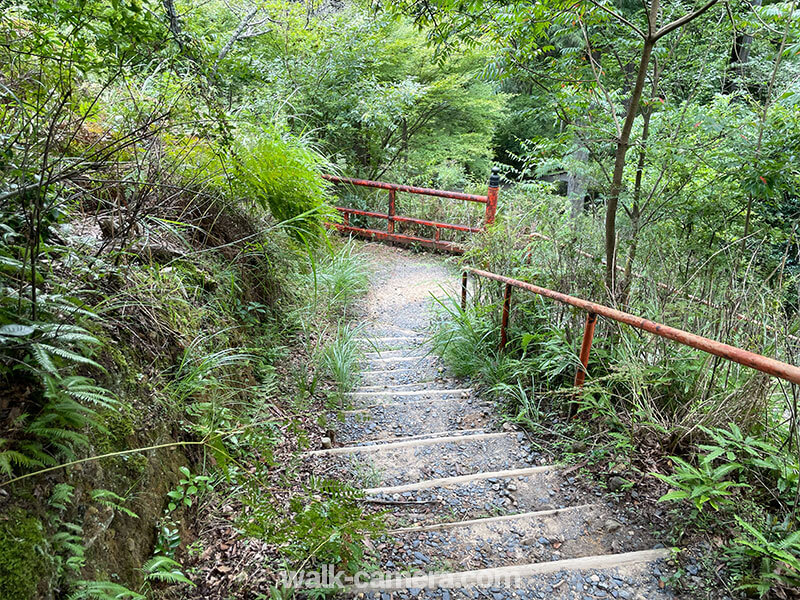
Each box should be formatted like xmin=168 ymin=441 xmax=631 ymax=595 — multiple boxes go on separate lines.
xmin=162 ymin=0 xmax=184 ymax=50
xmin=620 ymin=106 xmax=651 ymax=305
xmin=605 ymin=36 xmax=655 ymax=297
xmin=724 ymin=0 xmax=761 ymax=93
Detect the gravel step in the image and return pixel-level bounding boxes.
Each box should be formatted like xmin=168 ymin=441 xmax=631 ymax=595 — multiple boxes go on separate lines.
xmin=363 ymin=355 xmax=444 ymax=370
xmin=337 ymin=399 xmax=490 ymax=442
xmin=348 ymin=550 xmax=673 ymax=597
xmin=365 ymin=467 xmax=567 ymax=526
xmin=364 ymin=349 xmax=434 ymax=360
xmin=319 ymin=433 xmax=539 ymax=487
xmin=347 ymin=388 xmax=473 ymax=401
xmin=359 ymin=368 xmax=441 ymax=386
xmin=356 ymin=379 xmax=461 ymax=392
xmin=376 ymin=505 xmax=653 ymax=572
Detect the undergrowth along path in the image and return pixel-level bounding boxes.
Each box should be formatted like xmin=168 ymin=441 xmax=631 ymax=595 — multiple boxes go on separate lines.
xmin=315 ymin=242 xmax=676 ymax=599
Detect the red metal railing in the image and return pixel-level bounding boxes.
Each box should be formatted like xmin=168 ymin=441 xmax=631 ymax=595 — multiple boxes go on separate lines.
xmin=322 ymin=168 xmax=500 ymax=253
xmin=462 ymin=267 xmax=800 ymax=390
xmin=525 ymin=229 xmax=800 ymax=342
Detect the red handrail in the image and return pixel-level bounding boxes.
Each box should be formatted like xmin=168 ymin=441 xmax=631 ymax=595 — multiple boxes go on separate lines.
xmin=322 ymin=174 xmax=490 ymax=203
xmin=323 ymin=169 xmax=500 ymax=252
xmin=465 ymin=267 xmax=800 ymax=387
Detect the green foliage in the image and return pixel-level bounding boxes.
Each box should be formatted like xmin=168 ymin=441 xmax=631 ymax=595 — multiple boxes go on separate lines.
xmin=68 ymin=581 xmax=144 ymax=600
xmin=0 ymin=508 xmax=50 ymax=600
xmin=153 ymin=521 xmax=182 ymax=559
xmin=242 ymin=477 xmax=383 ymax=575
xmin=142 ymin=556 xmax=194 ymax=587
xmin=306 ymin=242 xmax=370 ymax=317
xmin=431 ymin=295 xmax=498 ymax=379
xmin=233 ymin=127 xmax=336 ymax=241
xmin=697 ymin=424 xmax=799 ymax=506
xmin=90 ymin=489 xmax=139 ymax=519
xmin=321 ymin=322 xmax=363 ymax=401
xmin=260 ymin=7 xmax=505 ymax=186
xmin=165 ymin=466 xmax=213 ymax=512
xmin=162 ymin=326 xmax=252 ymax=408
xmin=730 ymin=515 xmax=800 ymax=595
xmin=654 ymin=455 xmax=748 ymax=513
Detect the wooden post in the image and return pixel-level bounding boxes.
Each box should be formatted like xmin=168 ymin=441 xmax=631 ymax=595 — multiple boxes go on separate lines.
xmin=574 ymin=312 xmax=598 ymax=388
xmin=388 ymin=189 xmax=396 ymax=233
xmin=461 ymin=272 xmax=468 ymax=310
xmin=485 ymin=166 xmax=500 ymax=226
xmin=499 ymin=283 xmax=512 ymax=351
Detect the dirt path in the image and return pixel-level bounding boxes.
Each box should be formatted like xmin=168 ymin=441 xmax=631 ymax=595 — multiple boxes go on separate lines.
xmin=313 ymin=242 xmax=675 ymax=599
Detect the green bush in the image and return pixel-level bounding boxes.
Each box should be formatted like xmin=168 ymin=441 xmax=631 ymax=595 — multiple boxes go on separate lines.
xmin=234 ymin=127 xmax=336 ymax=242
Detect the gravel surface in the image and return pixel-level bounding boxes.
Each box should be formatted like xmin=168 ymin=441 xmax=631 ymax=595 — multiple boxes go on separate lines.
xmin=323 ymin=242 xmax=674 ymax=599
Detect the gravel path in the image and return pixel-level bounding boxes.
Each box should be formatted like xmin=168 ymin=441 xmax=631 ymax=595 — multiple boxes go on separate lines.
xmin=312 ymin=242 xmax=675 ymax=599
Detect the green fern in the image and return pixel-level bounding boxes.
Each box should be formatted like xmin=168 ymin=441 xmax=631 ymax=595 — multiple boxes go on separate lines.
xmin=90 ymin=489 xmax=139 ymax=519
xmin=49 ymin=483 xmax=75 ymax=510
xmin=68 ymin=581 xmax=144 ymax=600
xmin=0 ymin=440 xmax=43 ymax=476
xmin=143 ymin=556 xmax=194 ymax=586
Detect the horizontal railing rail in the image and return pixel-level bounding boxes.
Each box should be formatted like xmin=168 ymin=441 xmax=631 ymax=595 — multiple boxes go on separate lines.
xmin=463 ymin=267 xmax=800 ymax=389
xmin=322 ymin=169 xmax=499 ymax=253
xmin=526 ymin=230 xmax=800 ymax=343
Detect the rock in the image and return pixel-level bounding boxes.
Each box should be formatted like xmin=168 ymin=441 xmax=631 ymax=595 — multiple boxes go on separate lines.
xmin=605 ymin=518 xmax=623 ymax=532
xmin=570 ymin=440 xmax=588 ymax=453
xmin=131 ymin=242 xmax=183 ymax=263
xmin=608 ymin=476 xmax=627 ymax=492
xmin=321 ymin=437 xmax=332 ymax=449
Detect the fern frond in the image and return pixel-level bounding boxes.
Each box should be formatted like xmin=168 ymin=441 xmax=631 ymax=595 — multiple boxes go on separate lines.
xmin=68 ymin=580 xmax=145 ymax=600
xmin=91 ymin=489 xmax=139 ymax=519
xmin=37 ymin=344 xmax=102 ymax=369
xmin=31 ymin=343 xmax=59 ymax=374
xmin=143 ymin=556 xmax=195 ymax=586
xmin=0 ymin=448 xmax=44 ymax=475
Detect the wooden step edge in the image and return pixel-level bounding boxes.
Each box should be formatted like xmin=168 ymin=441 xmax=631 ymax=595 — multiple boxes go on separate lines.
xmin=388 ymin=504 xmax=597 ymax=534
xmin=349 ymin=548 xmax=672 ymax=591
xmin=340 ymin=428 xmax=488 ymax=446
xmin=306 ymin=431 xmax=512 ymax=456
xmin=364 ymin=465 xmax=556 ymax=495
xmin=342 ymin=398 xmax=487 ymax=413
xmin=347 ymin=388 xmax=472 ymax=398
xmin=360 ymin=369 xmax=435 ymax=377
xmin=356 ymin=381 xmax=453 ymax=392
xmin=355 ymin=336 xmax=425 ymax=343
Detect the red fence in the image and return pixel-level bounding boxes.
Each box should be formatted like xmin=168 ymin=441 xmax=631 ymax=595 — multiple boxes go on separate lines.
xmin=462 ymin=268 xmax=800 ymax=393
xmin=322 ymin=168 xmax=499 ymax=253
xmin=324 ymin=170 xmax=799 ymax=393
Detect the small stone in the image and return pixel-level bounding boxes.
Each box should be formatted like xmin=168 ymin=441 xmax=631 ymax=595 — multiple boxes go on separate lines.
xmin=608 ymin=476 xmax=627 ymax=492
xmin=605 ymin=519 xmax=623 ymax=532
xmin=321 ymin=436 xmax=332 ymax=449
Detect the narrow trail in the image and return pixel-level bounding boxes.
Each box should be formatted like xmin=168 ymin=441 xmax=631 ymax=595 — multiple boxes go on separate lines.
xmin=312 ymin=243 xmax=675 ymax=599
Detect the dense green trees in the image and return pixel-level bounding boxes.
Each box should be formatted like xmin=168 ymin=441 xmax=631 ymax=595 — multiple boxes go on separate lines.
xmin=2 ymin=0 xmax=800 ymax=596
xmin=391 ymin=0 xmax=799 ymax=293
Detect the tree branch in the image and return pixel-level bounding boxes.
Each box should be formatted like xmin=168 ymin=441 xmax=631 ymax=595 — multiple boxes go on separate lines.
xmin=653 ymin=0 xmax=720 ymax=41
xmin=584 ymin=0 xmax=646 ymax=39
xmin=213 ymin=6 xmax=261 ymax=73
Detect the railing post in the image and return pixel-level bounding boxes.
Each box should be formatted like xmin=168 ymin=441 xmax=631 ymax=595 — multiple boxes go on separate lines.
xmin=484 ymin=166 xmax=500 ymax=226
xmin=461 ymin=271 xmax=468 ymax=310
xmin=574 ymin=312 xmax=598 ymax=388
xmin=388 ymin=189 xmax=396 ymax=233
xmin=499 ymin=282 xmax=512 ymax=352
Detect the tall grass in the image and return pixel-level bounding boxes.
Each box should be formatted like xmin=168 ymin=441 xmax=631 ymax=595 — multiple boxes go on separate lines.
xmin=321 ymin=322 xmax=363 ymax=404
xmin=301 ymin=240 xmax=370 ymax=321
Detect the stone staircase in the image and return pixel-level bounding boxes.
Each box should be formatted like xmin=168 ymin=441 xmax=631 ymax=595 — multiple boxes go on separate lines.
xmin=309 ymin=245 xmax=674 ymax=599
